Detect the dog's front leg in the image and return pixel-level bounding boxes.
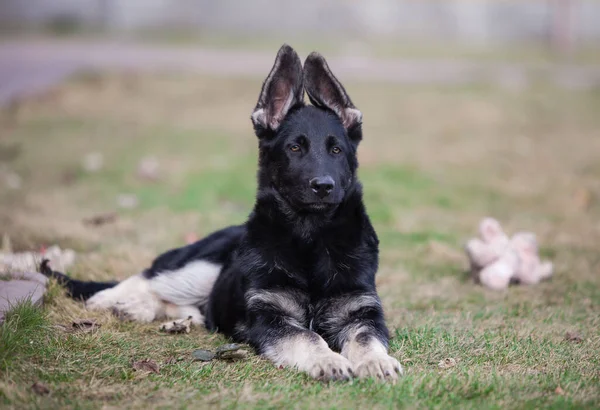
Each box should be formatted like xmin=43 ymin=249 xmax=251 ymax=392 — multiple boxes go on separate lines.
xmin=245 ymin=289 xmax=353 ymax=381
xmin=340 ymin=325 xmax=403 ymax=382
xmin=315 ymin=293 xmax=403 ymax=382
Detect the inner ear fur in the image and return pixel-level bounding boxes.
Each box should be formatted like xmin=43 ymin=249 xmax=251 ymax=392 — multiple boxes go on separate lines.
xmin=251 ymin=44 xmax=304 ymax=135
xmin=303 ymin=52 xmax=363 ymax=140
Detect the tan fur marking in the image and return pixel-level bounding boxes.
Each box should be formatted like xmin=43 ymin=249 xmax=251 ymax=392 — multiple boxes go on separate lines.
xmin=263 ymin=332 xmax=353 ymax=381
xmin=246 ymin=289 xmax=306 ymax=325
xmin=341 ymin=325 xmax=403 ymax=382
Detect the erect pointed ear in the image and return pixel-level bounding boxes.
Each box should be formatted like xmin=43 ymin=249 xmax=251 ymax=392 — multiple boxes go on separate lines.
xmin=303 ymin=52 xmax=363 ymax=141
xmin=251 ymin=44 xmax=304 ymax=135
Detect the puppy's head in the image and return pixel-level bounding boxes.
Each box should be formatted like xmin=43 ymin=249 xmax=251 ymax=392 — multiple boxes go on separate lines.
xmin=252 ymin=45 xmax=363 ymax=213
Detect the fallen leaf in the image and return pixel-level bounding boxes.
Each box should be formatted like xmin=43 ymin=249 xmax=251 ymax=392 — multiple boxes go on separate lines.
xmin=191 ymin=344 xmax=250 ymax=363
xmin=83 ymin=213 xmax=118 ymax=226
xmin=215 ymin=343 xmax=244 ymax=355
xmin=31 ymin=382 xmax=50 ymax=396
xmin=555 ymin=386 xmax=565 ymax=395
xmin=565 ymin=331 xmax=583 ymax=343
xmin=71 ymin=319 xmax=101 ymax=333
xmin=218 ymin=349 xmax=249 ymax=361
xmin=438 ymin=358 xmax=457 ymax=369
xmin=215 ymin=343 xmax=248 ymax=361
xmin=132 ymin=359 xmax=160 ymax=374
xmin=192 ymin=349 xmax=216 ymax=362
xmin=164 ymin=356 xmax=182 ymax=365
xmin=159 ymin=316 xmax=192 ymax=334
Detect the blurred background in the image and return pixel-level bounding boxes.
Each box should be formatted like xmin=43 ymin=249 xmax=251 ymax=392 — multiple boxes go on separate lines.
xmin=1 ymin=0 xmax=599 ymax=263
xmin=1 ymin=1 xmax=599 ymax=408
xmin=1 ymin=0 xmax=600 ymax=54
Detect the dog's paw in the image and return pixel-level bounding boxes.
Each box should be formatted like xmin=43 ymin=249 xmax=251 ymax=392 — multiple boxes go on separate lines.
xmin=306 ymin=352 xmax=354 ymax=381
xmin=353 ymin=353 xmax=403 ymax=383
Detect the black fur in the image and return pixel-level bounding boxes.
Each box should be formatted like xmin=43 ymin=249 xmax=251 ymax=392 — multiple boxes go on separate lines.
xmin=143 ymin=225 xmax=245 ymax=279
xmin=52 ymin=45 xmax=391 ymax=365
xmin=204 ymin=46 xmax=389 ymax=355
xmin=40 ymin=260 xmax=118 ymax=300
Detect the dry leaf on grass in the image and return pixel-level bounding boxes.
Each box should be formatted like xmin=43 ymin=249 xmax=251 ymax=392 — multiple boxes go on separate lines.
xmin=31 ymin=382 xmax=50 ymax=396
xmin=218 ymin=349 xmax=249 ymax=361
xmin=132 ymin=359 xmax=160 ymax=374
xmin=159 ymin=316 xmax=193 ymax=334
xmin=438 ymin=358 xmax=457 ymax=369
xmin=83 ymin=212 xmax=118 ymax=226
xmin=71 ymin=319 xmax=101 ymax=333
xmin=555 ymin=386 xmax=566 ymax=395
xmin=215 ymin=343 xmax=248 ymax=361
xmin=191 ymin=343 xmax=249 ymax=362
xmin=565 ymin=331 xmax=583 ymax=343
xmin=164 ymin=356 xmax=183 ymax=365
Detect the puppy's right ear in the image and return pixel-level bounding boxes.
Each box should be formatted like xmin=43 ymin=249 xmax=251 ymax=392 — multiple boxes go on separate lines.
xmin=251 ymin=44 xmax=304 ymax=137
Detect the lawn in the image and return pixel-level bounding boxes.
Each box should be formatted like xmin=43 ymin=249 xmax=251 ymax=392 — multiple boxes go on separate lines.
xmin=0 ymin=72 xmax=599 ymax=409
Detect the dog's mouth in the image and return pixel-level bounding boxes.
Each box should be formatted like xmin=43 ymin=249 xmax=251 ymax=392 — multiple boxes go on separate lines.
xmin=299 ymin=202 xmax=337 ymax=213
xmin=271 ymin=185 xmax=339 ymax=214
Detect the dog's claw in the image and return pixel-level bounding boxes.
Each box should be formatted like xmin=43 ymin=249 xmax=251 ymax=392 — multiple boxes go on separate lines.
xmin=353 ymin=353 xmax=403 ymax=383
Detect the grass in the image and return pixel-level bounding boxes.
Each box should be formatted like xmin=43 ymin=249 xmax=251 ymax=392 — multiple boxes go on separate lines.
xmin=0 ymin=72 xmax=599 ymax=409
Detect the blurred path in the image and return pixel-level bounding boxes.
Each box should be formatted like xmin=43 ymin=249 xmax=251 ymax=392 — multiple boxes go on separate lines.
xmin=1 ymin=38 xmax=600 ymax=105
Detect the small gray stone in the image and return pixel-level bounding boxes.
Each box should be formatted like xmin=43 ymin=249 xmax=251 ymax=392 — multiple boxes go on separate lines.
xmin=192 ymin=349 xmax=216 ymax=362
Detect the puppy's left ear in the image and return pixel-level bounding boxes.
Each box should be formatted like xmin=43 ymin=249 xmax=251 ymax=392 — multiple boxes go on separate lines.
xmin=303 ymin=52 xmax=363 ymax=142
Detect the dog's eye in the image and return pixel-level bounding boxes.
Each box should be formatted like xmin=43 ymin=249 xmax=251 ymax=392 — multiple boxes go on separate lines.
xmin=331 ymin=147 xmax=342 ymax=154
xmin=290 ymin=145 xmax=301 ymax=152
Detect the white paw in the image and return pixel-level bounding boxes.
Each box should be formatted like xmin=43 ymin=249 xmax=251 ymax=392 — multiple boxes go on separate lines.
xmin=353 ymin=353 xmax=403 ymax=383
xmin=159 ymin=316 xmax=193 ymax=333
xmin=111 ymin=298 xmax=158 ymax=323
xmin=305 ymin=352 xmax=354 ymax=381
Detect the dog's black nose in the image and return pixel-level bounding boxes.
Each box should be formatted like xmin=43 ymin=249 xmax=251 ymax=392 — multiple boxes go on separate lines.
xmin=310 ymin=176 xmax=335 ymax=198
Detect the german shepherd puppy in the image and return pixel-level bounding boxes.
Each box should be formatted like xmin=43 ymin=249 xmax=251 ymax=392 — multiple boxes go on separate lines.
xmin=45 ymin=45 xmax=403 ymax=382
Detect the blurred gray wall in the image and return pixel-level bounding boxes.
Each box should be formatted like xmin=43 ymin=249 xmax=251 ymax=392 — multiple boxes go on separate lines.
xmin=1 ymin=0 xmax=599 ymax=46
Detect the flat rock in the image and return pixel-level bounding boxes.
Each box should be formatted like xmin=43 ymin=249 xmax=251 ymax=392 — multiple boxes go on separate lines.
xmin=8 ymin=271 xmax=48 ymax=285
xmin=0 ymin=279 xmax=46 ymax=323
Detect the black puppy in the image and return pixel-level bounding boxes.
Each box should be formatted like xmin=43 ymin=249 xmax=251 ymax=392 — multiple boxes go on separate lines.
xmin=45 ymin=45 xmax=403 ymax=382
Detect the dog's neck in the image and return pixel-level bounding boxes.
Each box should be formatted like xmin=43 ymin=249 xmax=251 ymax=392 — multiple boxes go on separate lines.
xmin=249 ymin=182 xmax=367 ymax=243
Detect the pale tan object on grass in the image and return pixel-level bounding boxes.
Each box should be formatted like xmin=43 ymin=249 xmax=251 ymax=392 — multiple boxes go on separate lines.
xmin=465 ymin=217 xmax=510 ymax=269
xmin=465 ymin=218 xmax=553 ymax=290
xmin=510 ymin=232 xmax=554 ymax=285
